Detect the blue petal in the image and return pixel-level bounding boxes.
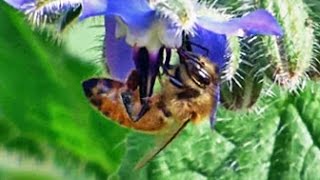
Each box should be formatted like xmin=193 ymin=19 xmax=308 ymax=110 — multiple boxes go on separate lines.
xmin=190 ymin=27 xmax=229 ymax=71
xmin=197 ymin=9 xmax=283 ymax=37
xmin=4 ymin=0 xmax=33 ymax=10
xmin=104 ymin=16 xmax=134 ymax=80
xmin=81 ymin=0 xmax=155 ymax=32
xmin=81 ymin=0 xmax=108 ymax=19
xmin=107 ymin=0 xmax=155 ymax=31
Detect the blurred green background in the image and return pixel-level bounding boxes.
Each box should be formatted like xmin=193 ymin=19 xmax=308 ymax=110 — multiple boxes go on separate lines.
xmin=1 ymin=1 xmax=320 ymax=180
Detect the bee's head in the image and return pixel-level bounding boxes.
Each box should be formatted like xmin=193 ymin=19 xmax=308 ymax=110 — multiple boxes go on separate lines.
xmin=177 ymin=50 xmax=219 ymax=89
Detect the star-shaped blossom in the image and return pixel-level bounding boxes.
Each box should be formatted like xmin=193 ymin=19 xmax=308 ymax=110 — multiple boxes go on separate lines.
xmin=4 ymin=0 xmax=282 ymax=78
xmin=92 ymin=0 xmax=283 ymax=83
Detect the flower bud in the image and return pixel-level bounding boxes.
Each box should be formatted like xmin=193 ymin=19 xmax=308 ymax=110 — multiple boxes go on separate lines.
xmin=221 ymin=37 xmax=266 ymax=110
xmin=261 ymin=0 xmax=315 ymax=91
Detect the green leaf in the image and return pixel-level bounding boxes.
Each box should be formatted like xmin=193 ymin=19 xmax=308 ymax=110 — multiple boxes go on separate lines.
xmin=0 ymin=2 xmax=128 ymax=179
xmin=118 ymin=84 xmax=320 ymax=179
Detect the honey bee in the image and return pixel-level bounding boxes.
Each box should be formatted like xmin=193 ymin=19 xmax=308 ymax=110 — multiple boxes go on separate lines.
xmin=82 ymin=49 xmax=219 ymax=169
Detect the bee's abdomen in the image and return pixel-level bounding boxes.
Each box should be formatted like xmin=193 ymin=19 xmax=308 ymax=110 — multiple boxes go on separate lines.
xmin=82 ymin=78 xmax=168 ymax=132
xmin=98 ymin=96 xmax=167 ymax=132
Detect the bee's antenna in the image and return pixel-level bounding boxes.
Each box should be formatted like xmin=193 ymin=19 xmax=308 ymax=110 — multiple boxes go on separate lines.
xmin=181 ymin=32 xmax=209 ymax=56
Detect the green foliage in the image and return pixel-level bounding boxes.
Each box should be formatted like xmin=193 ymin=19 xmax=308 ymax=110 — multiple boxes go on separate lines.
xmin=0 ymin=2 xmax=128 ymax=179
xmin=118 ymin=85 xmax=320 ymax=179
xmin=1 ymin=0 xmax=320 ymax=180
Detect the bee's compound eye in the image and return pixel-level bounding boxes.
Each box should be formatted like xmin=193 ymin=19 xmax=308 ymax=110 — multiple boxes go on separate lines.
xmin=191 ymin=68 xmax=211 ymax=87
xmin=186 ymin=60 xmax=211 ymax=87
xmin=196 ymin=69 xmax=211 ymax=85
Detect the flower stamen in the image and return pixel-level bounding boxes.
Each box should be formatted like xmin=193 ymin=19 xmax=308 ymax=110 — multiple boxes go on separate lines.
xmin=153 ymin=0 xmax=197 ymax=35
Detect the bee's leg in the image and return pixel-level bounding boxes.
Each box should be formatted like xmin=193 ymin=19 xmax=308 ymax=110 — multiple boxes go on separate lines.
xmin=120 ymin=70 xmax=151 ymax=122
xmin=182 ymin=33 xmax=209 ymax=56
xmin=135 ymin=98 xmax=151 ymax=121
xmin=119 ymin=91 xmax=132 ymax=117
xmin=162 ymin=64 xmax=184 ymax=88
xmin=125 ymin=47 xmax=166 ymax=122
xmin=183 ymin=41 xmax=209 ymax=56
xmin=161 ymin=50 xmax=185 ymax=88
xmin=121 ymin=91 xmax=150 ymax=122
xmin=162 ymin=67 xmax=184 ymax=88
xmin=168 ymin=75 xmax=184 ymax=88
xmin=135 ymin=47 xmax=163 ymax=99
xmin=119 ymin=70 xmax=139 ymax=119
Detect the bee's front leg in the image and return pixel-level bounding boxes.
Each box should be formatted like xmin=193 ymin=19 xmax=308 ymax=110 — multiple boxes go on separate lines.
xmin=162 ymin=65 xmax=184 ymax=89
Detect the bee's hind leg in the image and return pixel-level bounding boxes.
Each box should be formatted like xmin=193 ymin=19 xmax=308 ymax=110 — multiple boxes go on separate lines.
xmin=121 ymin=91 xmax=151 ymax=122
xmin=121 ymin=70 xmax=151 ymax=122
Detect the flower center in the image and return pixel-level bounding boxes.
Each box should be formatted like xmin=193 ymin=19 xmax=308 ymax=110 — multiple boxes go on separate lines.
xmin=153 ymin=0 xmax=197 ymax=34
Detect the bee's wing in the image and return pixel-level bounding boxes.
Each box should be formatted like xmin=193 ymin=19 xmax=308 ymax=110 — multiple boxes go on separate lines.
xmin=134 ymin=119 xmax=190 ymax=170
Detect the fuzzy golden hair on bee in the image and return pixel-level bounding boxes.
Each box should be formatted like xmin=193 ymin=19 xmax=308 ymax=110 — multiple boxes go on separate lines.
xmin=82 ymin=50 xmax=220 ymax=169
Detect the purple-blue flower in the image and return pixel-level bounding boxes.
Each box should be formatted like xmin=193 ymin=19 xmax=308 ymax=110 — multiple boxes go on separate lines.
xmin=5 ymin=0 xmax=282 ymax=77
xmin=4 ymin=0 xmax=283 ymax=126
xmin=96 ymin=0 xmax=282 ymax=127
xmin=96 ymin=0 xmax=283 ymax=81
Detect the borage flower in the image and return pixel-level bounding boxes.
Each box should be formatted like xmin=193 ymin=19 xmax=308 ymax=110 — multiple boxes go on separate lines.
xmin=4 ymin=0 xmax=283 ymax=126
xmin=86 ymin=0 xmax=282 ymax=126
xmin=98 ymin=1 xmax=282 ymax=72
